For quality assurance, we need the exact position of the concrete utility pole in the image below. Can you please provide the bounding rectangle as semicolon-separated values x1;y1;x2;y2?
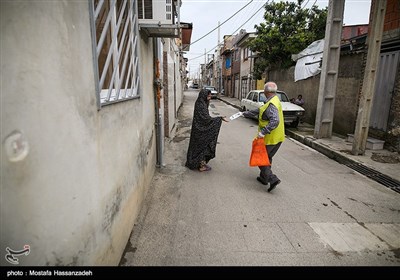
314;0;345;139
218;21;222;94
203;48;206;86
352;0;387;155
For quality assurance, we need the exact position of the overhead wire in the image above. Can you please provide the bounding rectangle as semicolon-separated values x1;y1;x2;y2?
244;1;266;32
187;0;369;67
189;0;254;47
223;0;254;35
227;0;257;35
188;4;269;61
301;0;310;9
188;1;268;62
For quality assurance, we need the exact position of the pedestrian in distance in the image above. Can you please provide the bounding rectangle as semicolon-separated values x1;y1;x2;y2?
293;94;305;123
185;89;229;172
294;94;304;107
242;81;285;192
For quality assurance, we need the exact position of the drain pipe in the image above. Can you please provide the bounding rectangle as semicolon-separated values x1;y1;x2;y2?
153;37;163;167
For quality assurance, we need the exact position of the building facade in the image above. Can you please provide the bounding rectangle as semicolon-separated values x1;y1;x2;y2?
1;0;186;265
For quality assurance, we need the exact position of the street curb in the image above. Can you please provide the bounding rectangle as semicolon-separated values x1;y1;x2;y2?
285;129;359;166
217;97;241;110
218;96;400;192
285;129;400;193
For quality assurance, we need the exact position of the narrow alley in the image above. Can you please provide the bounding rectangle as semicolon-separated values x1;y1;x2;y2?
120;90;400;266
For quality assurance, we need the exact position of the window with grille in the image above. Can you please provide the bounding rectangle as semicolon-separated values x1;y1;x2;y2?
166;0;172;20
90;0;141;107
243;47;250;60
138;0;152;19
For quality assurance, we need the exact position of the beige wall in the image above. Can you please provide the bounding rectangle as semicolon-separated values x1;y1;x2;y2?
164;39;183;137
1;1;156;265
240;56;251;78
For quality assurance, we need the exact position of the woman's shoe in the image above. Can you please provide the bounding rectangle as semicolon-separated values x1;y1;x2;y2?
199;165;212;172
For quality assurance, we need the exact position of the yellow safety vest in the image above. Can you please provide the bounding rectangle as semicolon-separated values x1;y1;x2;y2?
258;95;285;145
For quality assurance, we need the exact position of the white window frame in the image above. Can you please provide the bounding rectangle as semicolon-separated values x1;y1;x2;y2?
89;0;141;108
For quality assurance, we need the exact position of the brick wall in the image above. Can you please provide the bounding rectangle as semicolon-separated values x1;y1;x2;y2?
384;0;400;31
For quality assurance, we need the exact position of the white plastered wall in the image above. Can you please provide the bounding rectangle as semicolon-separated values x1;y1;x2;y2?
1;1;156;265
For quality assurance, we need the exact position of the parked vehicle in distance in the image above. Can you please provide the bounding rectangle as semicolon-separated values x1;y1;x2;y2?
192;83;199;89
240;90;305;128
203;86;218;99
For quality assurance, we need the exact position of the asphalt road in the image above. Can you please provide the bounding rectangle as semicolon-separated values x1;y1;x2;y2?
120;90;400;266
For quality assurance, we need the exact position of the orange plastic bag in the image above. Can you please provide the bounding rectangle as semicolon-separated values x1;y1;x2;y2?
249;138;270;167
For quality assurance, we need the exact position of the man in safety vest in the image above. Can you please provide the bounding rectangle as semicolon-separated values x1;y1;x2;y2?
243;81;285;192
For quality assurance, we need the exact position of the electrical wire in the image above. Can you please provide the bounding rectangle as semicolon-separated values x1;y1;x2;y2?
188;1;268;62
189;0;254;46
301;0;310;9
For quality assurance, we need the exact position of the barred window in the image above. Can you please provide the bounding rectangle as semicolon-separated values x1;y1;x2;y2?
243;47;249;60
90;0;141;107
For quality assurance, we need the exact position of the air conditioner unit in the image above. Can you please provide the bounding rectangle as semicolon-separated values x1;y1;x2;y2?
138;0;175;25
138;0;180;37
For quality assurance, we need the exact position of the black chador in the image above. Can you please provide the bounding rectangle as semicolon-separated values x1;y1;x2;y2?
185;89;223;170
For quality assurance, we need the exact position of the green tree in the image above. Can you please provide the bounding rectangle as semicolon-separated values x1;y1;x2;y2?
250;0;327;79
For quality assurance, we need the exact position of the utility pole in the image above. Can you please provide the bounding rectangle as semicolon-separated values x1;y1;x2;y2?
218;21;220;46
314;0;345;139
218;21;221;94
352;0;387;155
203;48;206;87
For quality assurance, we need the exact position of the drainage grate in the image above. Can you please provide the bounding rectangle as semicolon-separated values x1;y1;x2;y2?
344;163;400;194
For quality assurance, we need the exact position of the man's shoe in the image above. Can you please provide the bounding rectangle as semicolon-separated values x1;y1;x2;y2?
268;180;281;192
256;177;268;185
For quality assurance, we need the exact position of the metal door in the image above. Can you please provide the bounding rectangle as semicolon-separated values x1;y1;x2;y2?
227;78;232;97
370;51;400;131
234;75;240;99
241;78;248;100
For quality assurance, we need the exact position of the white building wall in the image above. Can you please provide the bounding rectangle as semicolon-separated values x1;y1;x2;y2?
174;46;183;113
240;56;251;79
168;43;176;131
164;38;183;136
1;1;156;265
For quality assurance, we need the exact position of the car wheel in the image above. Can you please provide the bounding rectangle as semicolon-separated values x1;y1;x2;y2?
291;118;299;128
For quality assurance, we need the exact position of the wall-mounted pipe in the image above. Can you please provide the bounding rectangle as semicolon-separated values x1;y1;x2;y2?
153;38;163;167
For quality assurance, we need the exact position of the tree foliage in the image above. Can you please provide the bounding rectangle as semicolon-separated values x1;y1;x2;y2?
249;0;327;79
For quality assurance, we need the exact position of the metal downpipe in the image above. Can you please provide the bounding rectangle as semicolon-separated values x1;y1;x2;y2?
153;38;163;167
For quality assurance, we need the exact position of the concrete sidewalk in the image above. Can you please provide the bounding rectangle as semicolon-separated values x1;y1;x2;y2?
218;95;400;194
120;90;400;267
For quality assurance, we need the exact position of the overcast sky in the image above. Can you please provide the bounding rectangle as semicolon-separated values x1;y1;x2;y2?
180;0;372;78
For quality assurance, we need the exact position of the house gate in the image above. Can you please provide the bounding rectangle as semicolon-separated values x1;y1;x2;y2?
234;74;240;99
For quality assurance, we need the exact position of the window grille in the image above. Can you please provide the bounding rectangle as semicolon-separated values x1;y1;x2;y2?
243;47;249;60
89;0;141;107
166;0;172;20
138;0;153;19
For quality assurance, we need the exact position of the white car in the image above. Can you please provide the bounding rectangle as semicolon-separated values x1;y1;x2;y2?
203;86;218;99
240;90;305;128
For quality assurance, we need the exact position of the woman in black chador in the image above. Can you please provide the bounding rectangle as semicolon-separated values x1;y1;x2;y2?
185;89;228;172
